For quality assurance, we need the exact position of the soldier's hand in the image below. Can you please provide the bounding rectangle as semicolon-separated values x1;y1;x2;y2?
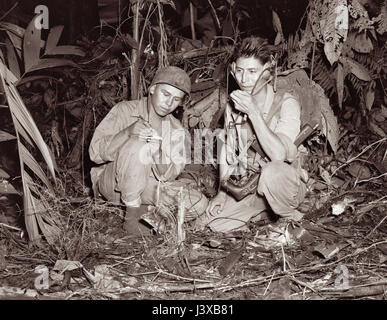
230;90;259;117
126;118;154;139
206;191;227;216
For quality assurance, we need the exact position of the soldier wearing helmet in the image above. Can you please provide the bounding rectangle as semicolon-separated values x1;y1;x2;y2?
89;66;208;236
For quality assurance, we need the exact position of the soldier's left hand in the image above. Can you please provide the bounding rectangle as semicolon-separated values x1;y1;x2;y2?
230;90;259;117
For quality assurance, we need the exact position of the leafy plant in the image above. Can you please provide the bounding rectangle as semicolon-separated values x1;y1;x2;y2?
295;0;386;112
0;60;58;244
0;15;85;82
0;14;86;244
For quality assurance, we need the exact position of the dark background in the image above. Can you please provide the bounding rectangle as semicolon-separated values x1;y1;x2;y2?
0;0;310;44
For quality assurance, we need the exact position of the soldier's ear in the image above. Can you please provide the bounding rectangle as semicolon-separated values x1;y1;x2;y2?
261;62;272;80
149;85;156;95
263;61;271;70
230;62;236;78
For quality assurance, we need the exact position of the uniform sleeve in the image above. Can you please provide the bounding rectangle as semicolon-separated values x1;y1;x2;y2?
273;94;301;163
89;101;138;164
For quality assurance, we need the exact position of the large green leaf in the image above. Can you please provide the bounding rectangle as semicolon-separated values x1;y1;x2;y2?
0;66;56;179
26;58;78;73
19;144;54;193
352;32;373;53
5;37;21;79
11;109;58;173
22;178;41;242
272;10;284;45
0;179;20;195
0;130;16;142
322;0;349;65
0;168;10;180
8;90;56;179
365;81;375;111
24;170;60;244
23;15;42;72
0;59;18;84
12;116;35;147
340;56;371;81
45;26;85;56
45;25;64;53
17;75;63;86
336;63;345;109
0;61;58;243
0;22;24;57
0;22;25;38
45;46;86;57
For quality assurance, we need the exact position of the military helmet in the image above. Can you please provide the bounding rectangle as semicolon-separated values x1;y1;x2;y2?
150;66;191;96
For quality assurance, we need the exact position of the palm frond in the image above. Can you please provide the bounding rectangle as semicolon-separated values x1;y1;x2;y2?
0;60;57;243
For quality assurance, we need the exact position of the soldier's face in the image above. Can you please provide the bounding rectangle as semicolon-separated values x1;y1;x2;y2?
149;83;185;117
231;56;268;94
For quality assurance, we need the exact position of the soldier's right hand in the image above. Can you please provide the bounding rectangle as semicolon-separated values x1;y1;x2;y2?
126;118;155;139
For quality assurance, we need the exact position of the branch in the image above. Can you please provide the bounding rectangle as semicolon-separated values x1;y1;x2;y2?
169;47;231;61
331;137;386;177
0;2;19;22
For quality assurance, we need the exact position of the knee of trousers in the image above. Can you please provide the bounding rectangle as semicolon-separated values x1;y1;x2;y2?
258;161;291;193
117;137;156;167
257;160;305;211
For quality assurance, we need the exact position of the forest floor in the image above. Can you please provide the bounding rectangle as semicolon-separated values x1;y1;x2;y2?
0;137;386;301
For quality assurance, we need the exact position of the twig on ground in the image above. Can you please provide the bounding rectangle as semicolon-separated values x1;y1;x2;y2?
331;137;386;177
356;173;387;185
0;223;22;232
281;244;286;272
155;268;217;283
263;271;275;296
320;281;387;298
289;275;320;295
365;214;387;238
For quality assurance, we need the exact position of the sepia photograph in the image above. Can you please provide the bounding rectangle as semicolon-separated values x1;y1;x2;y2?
0;0;386;307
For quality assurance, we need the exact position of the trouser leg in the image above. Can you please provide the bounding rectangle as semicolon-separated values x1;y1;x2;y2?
197;161;306;232
96;138;208;221
198;190;268;233
257;160;306;220
97;137;153;206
